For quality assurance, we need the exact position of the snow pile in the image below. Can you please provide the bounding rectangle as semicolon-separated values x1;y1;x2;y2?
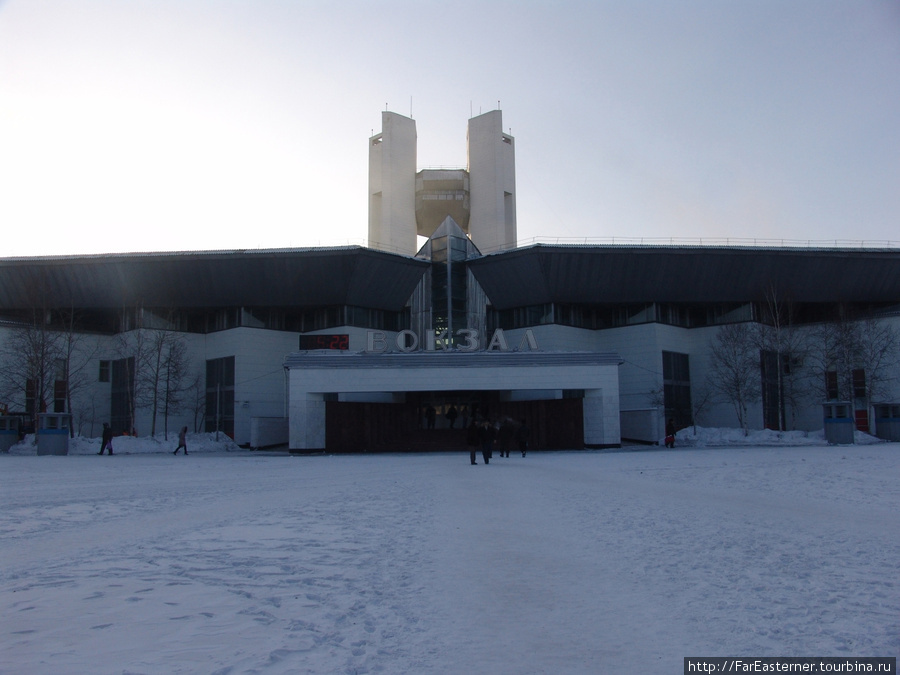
7;431;242;456
668;425;885;448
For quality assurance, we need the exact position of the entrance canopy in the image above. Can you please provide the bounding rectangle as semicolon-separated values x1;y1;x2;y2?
285;350;622;451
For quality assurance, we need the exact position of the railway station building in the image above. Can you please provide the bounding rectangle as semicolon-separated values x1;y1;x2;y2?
1;110;899;450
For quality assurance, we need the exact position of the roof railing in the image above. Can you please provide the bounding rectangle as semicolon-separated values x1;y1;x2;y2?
503;236;900;252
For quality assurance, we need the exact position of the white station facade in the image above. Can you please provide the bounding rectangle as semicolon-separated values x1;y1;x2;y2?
1;109;899;451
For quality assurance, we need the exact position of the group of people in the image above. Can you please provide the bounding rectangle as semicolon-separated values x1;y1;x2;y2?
96;424;189;455
466;417;529;465
425;404;467;430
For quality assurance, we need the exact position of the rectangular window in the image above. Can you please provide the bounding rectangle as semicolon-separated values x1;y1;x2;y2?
760;350;788;431
53;380;66;413
663;350;691;382
25;378;37;415
852;369;866;399
825;371;839;400
205;356;236;438
662;351;692;429
99;360;111;382
111;357;135;434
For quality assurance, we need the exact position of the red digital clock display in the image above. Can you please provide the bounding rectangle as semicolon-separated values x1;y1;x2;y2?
299;334;349;350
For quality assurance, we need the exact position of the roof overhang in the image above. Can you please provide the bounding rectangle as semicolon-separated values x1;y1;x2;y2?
0;247;429;311
467;245;900;309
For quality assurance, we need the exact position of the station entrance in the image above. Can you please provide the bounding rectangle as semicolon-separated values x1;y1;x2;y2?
286;350;622;452
325;391;584;453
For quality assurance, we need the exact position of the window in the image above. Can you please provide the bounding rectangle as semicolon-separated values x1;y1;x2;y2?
99;360;111;383
852;369;866;399
111;357;135;434
430;231;470;343
25;379;37;415
206;356;236;438
662;351;692;429
53;380;66;413
825;371;839;400
761;350;789;430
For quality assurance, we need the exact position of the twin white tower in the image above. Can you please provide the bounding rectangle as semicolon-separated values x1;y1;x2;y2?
367;109;517;256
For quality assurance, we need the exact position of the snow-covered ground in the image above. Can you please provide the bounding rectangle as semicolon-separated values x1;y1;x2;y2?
2;430;897;674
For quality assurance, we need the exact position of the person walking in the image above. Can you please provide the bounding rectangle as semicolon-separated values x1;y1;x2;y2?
466;419;479;464
446;405;459;429
516;418;529;457
173;426;188;455
477;420;495;465
98;423;114;455
497;418;514;457
665;418;676;449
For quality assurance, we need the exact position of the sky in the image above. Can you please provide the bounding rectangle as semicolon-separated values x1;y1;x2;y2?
1;0;898;258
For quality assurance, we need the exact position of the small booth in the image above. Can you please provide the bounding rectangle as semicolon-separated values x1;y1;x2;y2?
823;403;854;445
36;413;71;456
873;404;900;442
0;416;20;452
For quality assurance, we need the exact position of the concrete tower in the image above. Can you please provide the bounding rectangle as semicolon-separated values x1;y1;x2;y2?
367;109;517;256
368;112;417;254
467;110;517;253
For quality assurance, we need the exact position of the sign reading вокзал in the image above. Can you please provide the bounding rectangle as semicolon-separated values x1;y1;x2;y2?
365;328;538;353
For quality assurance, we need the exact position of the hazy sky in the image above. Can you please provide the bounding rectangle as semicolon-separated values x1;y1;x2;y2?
1;0;898;257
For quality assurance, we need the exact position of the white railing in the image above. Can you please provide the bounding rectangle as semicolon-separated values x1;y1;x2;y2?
288;236;899;257
505;236;900;251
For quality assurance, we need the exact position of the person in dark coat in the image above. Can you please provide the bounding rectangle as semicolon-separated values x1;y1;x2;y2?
446;405;459;429
466;420;479;464
497;418;514;457
426;406;436;429
98;423;114;455
516;419;529;457
173;426;188;455
665;418;676;448
477;420;495;464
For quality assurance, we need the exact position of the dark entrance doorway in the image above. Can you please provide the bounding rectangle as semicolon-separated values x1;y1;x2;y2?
325;392;583;453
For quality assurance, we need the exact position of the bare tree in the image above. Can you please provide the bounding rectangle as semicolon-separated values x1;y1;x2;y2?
114;325;152;435
688;382;714;433
58;307;100;438
855;317;899;410
648;380;710;435
805;320;841;402
132;325;192;439
0;309;64;429
804;311;899;433
159;333;189;439
144;329;171;437
646;385;665;410
707;323;761;435
184;370;206;433
807;314;864;401
754;286;807;430
0;323;27;412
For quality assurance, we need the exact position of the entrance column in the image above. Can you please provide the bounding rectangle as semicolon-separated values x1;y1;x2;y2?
583;388;620;448
289;392;326;451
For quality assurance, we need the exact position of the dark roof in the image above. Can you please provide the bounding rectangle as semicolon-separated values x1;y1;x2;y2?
3;244;898;315
467;245;900;309
0;247;429;311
